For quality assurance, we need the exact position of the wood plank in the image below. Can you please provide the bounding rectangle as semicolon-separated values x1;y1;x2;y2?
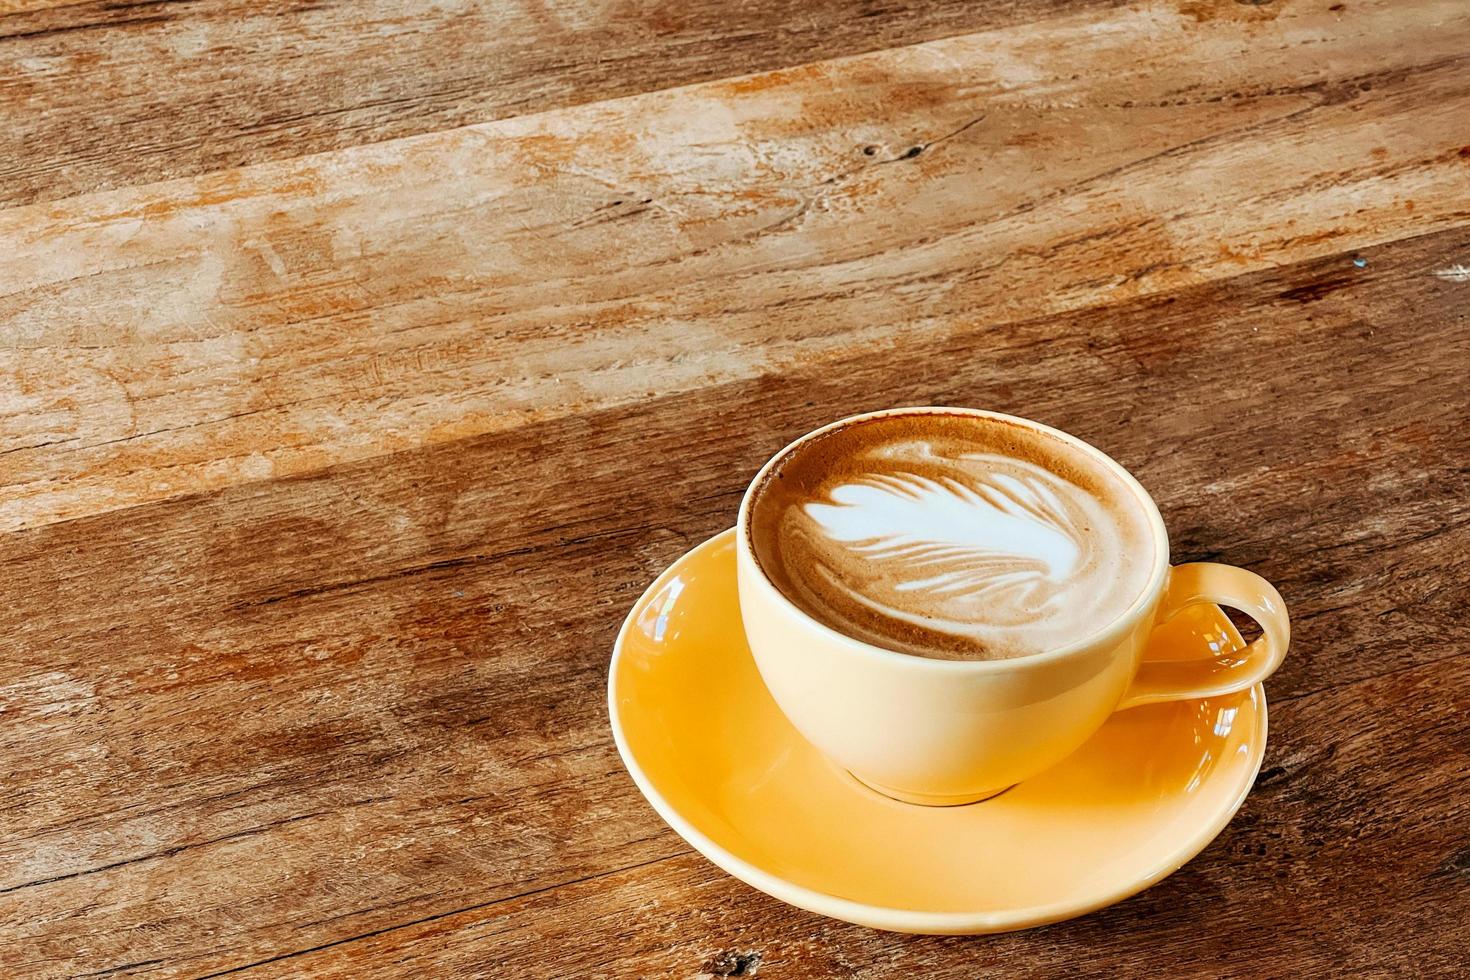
2;225;1466;977
0;0;1119;206
0;1;88;14
243;657;1470;978
3;0;1469;533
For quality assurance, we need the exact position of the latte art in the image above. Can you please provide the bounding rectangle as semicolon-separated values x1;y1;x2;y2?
748;414;1155;660
809;458;1090;608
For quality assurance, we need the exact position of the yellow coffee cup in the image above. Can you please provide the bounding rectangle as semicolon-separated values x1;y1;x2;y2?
735;407;1289;805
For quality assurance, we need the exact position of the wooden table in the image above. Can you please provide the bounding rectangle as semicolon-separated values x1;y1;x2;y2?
3;0;1468;975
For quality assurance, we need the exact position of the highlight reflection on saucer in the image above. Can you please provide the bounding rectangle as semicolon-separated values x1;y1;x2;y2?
609;530;1267;934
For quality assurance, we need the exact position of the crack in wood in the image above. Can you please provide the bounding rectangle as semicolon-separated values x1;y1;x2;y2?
0;13;169;43
0;797;391;897
189;850;692;978
69;958;166;978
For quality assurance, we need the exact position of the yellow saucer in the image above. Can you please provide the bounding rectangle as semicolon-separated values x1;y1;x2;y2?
609;530;1267;934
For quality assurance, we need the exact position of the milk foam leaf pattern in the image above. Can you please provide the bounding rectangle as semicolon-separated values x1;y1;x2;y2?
804;472;1084;607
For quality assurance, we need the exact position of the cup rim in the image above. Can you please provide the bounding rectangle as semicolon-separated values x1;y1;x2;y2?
735;406;1171;672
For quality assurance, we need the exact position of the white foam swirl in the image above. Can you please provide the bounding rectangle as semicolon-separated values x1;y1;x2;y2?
800;453;1116;645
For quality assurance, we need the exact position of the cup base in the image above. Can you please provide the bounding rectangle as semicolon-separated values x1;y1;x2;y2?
847;771;1016;807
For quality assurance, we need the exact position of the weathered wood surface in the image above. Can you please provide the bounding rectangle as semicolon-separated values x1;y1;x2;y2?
5;0;1469;533
0;0;1115;207
4;225;1468;977
2;0;1468;976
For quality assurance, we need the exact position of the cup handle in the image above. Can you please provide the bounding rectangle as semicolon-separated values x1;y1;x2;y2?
1118;562;1290;710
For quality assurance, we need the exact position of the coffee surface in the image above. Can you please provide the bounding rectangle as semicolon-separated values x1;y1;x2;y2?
747;413;1157;660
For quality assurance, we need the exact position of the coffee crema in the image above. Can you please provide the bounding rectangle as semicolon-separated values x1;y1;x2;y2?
746;413;1157;661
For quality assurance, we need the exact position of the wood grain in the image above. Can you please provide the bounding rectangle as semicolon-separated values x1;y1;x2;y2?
4;0;1468;534
3;225;1466;977
0;0;1118;206
6;0;1469;975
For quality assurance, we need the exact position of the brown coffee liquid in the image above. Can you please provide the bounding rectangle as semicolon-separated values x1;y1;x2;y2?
747;413;1157;660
